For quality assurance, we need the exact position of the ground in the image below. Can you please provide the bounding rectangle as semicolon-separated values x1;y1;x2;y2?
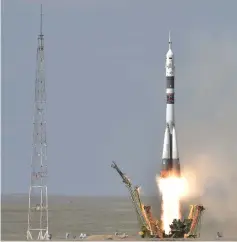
1;195;237;240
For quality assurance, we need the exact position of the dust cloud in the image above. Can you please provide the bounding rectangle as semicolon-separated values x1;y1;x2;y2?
177;31;237;238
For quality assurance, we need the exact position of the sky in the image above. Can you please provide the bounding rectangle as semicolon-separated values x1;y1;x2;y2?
2;0;237;197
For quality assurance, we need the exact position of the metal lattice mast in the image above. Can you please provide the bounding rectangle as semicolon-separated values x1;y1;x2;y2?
27;5;49;240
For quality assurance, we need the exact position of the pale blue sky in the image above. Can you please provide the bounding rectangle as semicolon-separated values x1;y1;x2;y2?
2;0;237;196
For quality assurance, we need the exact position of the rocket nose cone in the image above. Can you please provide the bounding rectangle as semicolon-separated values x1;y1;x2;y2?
166;49;173;58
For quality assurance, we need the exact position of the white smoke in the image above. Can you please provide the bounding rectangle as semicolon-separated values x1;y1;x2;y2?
176;31;237;237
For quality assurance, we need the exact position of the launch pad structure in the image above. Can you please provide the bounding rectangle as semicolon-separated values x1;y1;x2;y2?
26;5;50;240
111;161;205;239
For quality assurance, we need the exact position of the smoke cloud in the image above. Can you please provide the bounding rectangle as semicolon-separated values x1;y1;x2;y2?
176;31;237;238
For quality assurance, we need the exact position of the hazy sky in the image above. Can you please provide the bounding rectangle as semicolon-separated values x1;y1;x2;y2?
2;0;237;196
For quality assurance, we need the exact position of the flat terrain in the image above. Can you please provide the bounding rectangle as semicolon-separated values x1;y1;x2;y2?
1;195;237;240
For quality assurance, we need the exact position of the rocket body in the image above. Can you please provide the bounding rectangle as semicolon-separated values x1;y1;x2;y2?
160;33;181;178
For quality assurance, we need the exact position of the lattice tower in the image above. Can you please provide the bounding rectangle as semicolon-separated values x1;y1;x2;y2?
26;4;49;240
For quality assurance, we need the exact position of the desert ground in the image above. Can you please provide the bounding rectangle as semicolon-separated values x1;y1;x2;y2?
1;194;237;240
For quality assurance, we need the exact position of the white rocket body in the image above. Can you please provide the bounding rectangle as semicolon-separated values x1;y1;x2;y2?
161;33;181;178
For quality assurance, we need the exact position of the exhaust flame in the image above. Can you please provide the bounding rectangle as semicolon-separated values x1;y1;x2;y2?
156;175;188;234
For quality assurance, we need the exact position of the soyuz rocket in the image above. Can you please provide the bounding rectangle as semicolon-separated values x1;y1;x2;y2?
160;32;181;178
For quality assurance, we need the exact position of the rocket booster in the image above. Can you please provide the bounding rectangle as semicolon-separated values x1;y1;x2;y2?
160;32;181;178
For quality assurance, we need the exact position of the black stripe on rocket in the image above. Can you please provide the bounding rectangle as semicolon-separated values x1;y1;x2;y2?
166;76;174;88
166;76;174;104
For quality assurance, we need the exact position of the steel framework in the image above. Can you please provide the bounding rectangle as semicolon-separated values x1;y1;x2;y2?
26;5;49;240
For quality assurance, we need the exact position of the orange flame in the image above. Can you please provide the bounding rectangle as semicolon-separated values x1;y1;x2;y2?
156;175;188;234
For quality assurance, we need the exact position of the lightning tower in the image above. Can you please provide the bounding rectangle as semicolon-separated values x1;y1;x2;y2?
27;5;49;240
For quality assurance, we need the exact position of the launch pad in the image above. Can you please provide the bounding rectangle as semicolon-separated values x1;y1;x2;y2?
111;161;205;239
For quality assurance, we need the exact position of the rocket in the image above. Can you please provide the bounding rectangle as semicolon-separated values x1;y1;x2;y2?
160;32;181;178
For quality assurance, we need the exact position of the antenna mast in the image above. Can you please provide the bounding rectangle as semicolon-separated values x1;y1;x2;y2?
27;4;49;240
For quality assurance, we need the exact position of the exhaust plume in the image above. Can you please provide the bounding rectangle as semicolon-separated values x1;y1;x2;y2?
177;31;237;238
